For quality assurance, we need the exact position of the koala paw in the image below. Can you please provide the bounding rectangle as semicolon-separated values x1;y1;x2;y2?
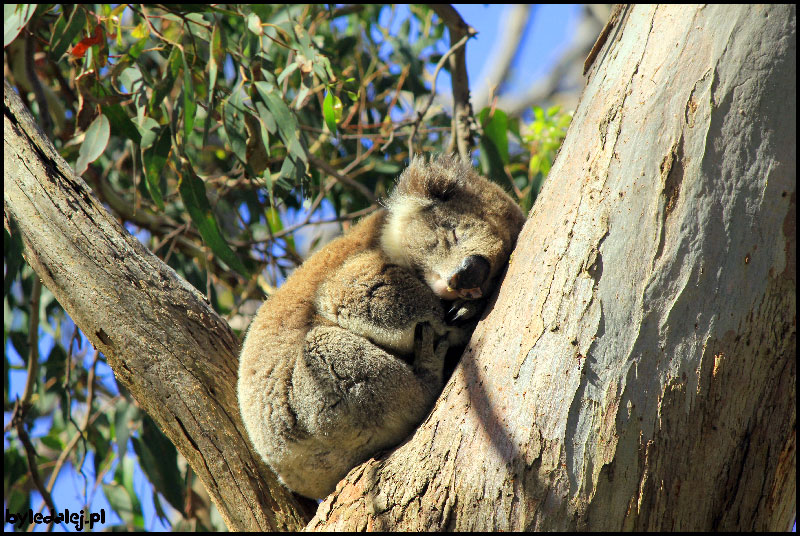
445;299;485;325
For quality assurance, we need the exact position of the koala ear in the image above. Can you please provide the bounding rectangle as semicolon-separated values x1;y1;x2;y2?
395;154;467;202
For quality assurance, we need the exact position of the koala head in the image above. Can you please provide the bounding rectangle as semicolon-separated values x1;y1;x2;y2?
381;154;526;300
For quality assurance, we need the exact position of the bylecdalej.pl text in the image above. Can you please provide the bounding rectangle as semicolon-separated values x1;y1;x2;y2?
6;508;106;531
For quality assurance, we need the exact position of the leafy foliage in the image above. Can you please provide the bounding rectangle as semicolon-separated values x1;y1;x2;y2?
3;3;569;531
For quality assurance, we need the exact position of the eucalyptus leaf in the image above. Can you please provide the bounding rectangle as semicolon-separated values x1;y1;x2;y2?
4;4;36;48
179;163;250;277
75;114;110;175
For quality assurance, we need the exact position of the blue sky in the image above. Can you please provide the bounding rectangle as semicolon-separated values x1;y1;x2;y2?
453;4;581;100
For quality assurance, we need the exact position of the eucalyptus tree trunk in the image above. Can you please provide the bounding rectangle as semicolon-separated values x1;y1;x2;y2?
307;4;796;531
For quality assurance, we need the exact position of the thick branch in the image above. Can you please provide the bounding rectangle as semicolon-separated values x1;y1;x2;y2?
3;81;312;531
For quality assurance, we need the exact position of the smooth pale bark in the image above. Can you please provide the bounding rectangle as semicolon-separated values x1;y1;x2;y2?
3;81;314;531
307;4;795;531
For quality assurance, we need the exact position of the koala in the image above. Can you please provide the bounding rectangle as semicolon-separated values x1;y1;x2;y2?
238;154;525;499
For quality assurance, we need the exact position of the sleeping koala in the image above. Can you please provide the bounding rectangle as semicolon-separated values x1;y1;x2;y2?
238;154;525;499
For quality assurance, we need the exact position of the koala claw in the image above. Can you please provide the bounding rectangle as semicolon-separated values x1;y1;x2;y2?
446;299;484;324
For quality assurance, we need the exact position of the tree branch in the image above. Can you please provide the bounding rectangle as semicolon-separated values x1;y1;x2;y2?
492;5;608;117
4;80;313;531
429;4;476;159
470;4;533;111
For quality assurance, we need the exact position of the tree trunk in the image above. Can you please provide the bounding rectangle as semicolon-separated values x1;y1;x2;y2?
4;3;795;532
3;81;315;531
307;4;796;531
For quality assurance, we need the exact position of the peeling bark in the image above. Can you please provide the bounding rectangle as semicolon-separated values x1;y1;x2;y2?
308;5;795;531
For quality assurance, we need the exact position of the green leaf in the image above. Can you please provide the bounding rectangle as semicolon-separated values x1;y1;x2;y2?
181;51;197;140
4;225;24;297
254;81;300;148
254;100;276;139
116;454;145;528
208;21;225;105
149;47;179;116
137;116;161;150
247;13;262;35
529;153;542;177
276;62;299;86
88;424;112;476
223;94;248;164
39;431;65;451
179;163;250;277
113;399;138;460
142;126;171;211
126;37;147;60
9;331;30;366
6;488;29;519
4;447;28;491
479;107;509;164
152;492;169;524
49;6;86;58
527;171;546;209
132;415;184;513
75;114;110;175
4;4;36;48
254;81;309;180
322;90;341;134
100;102;141;145
103;480;135;525
44;344;67;386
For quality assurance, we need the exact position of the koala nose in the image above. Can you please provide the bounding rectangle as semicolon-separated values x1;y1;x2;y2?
447;255;490;297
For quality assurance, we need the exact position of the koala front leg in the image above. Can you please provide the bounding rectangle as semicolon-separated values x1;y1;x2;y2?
293;326;443;439
316;250;450;355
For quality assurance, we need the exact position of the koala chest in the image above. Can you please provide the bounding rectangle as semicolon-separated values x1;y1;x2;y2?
314;249;445;355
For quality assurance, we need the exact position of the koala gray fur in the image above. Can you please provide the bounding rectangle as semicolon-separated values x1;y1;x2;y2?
238;154;526;499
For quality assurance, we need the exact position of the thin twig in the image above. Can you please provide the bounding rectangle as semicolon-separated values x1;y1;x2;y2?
429;5;477;159
261;204;379;241
407;31;472;155
10;276;62;526
17;424;60;520
308;154;377;203
21;278;42;406
45;351;99;495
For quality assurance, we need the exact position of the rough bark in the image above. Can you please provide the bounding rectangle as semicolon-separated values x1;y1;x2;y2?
307;4;795;531
3;81;314;531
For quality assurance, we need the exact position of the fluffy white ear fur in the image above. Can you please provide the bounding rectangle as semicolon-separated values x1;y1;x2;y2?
380;195;424;268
